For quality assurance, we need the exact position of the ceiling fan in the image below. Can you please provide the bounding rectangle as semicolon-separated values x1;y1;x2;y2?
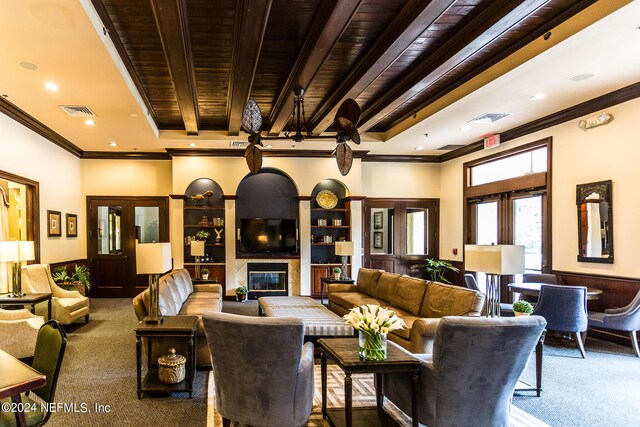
240;89;362;176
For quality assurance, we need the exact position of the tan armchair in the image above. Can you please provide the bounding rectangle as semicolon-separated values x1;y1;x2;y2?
0;308;45;358
22;264;90;325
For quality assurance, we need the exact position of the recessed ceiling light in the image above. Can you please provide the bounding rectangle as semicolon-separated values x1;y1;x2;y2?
188;143;197;147
530;93;547;100
460;125;472;131
44;82;59;91
265;144;273;148
130;114;138;118
414;146;424;150
19;61;38;70
570;73;594;82
84;119;96;126
109;142;118;147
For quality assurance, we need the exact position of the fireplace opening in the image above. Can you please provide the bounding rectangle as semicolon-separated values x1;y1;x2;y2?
247;263;288;299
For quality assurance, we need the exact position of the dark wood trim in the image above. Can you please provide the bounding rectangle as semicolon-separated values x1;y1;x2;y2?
552;270;640;285
465;172;546;199
309;0;456;135
227;0;272;136
81;151;172;160
297;196;312;201
169;194;188;200
462;139;550;169
267;0;362;136
89;0;158;125
387;0;598;131
442;82;640;163
150;0;200;135
0;97;83;157
0;170;40;263
222;195;238;200
165;148;369;158
362;154;440;163
344;196;366;201
359;0;548;132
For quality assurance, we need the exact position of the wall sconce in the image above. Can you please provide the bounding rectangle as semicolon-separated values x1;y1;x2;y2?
578;112;613;130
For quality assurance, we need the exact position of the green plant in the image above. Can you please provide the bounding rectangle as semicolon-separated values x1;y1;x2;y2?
200;268;210;275
333;267;341;274
52;265;91;291
512;300;534;314
195;230;210;241
235;285;248;295
412;258;459;284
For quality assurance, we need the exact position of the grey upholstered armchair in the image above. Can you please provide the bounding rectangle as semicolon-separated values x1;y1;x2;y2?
588;290;640;357
203;312;314;427
532;284;588;358
383;316;546;427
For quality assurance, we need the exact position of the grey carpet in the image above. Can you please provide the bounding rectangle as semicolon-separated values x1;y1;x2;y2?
47;299;207;427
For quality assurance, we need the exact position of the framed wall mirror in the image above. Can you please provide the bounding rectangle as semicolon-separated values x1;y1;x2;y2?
577;180;613;263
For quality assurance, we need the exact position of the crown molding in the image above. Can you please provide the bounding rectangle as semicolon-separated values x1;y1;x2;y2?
166;148;369;158
81;151;171;160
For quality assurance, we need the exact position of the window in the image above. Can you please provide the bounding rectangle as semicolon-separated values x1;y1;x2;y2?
470;147;547;186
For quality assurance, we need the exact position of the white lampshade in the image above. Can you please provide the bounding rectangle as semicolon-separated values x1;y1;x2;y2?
335;241;354;256
190;240;205;257
136;242;172;274
464;244;524;275
0;241;35;262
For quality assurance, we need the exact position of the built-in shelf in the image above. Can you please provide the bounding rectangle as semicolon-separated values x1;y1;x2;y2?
184;206;225;210
311;225;350;229
311;208;348;212
312;243;337;246
184;225;224;228
183;243;224;247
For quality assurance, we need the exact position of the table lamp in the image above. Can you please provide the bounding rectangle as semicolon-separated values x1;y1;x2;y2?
136;242;172;324
190;240;205;279
334;241;354;280
464;244;524;317
0;241;35;297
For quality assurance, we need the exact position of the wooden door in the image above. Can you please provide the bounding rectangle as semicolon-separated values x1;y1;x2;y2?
364;198;439;275
87;197;168;298
311;265;331;297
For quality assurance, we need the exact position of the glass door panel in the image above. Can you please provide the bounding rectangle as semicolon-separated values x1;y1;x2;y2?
406;208;427;255
134;206;160;243
97;206;122;255
475;201;498;293
513;195;543;279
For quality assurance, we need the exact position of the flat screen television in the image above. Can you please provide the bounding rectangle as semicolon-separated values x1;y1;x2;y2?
239;218;298;254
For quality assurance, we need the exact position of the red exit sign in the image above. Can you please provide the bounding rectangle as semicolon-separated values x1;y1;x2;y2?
484;134;501;149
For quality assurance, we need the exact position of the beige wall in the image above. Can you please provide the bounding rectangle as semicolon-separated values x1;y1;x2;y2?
362;162;440;198
81;159;172;197
439;97;640;278
0;114;83;267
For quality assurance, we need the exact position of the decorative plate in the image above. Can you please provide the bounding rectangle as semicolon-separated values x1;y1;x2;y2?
316;190;338;209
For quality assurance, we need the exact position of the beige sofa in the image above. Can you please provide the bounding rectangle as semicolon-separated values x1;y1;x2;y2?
133;268;222;366
328;268;485;353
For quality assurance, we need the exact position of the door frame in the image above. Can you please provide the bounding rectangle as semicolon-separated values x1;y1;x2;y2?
86;196;169;298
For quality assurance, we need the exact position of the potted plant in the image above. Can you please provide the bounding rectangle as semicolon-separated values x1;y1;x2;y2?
235;285;248;302
195;230;210;241
52;265;91;296
411;258;459;284
333;267;341;280
200;268;210;280
512;300;534;316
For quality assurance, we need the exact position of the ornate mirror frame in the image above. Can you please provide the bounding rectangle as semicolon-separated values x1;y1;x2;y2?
577;179;613;264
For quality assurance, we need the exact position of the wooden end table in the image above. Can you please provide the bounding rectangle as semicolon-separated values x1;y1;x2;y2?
0;293;52;320
0;349;46;427
134;316;197;399
318;338;421;427
320;277;355;305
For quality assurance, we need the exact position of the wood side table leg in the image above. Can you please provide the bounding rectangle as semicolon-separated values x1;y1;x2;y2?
136;335;142;399
189;332;195;398
411;369;420;427
321;349;327;419
48;298;52;321
345;372;353;427
376;372;383;408
536;331;546;397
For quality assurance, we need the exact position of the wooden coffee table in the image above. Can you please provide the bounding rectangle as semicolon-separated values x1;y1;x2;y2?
0;293;52;320
318;338;421;427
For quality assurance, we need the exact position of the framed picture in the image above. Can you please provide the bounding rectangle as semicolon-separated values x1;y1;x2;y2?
373;211;383;229
66;213;78;237
47;210;62;237
373;231;383;249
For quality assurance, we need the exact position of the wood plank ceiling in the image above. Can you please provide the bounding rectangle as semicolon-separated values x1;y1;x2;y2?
93;0;596;138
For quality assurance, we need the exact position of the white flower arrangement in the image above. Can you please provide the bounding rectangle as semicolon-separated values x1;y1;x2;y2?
343;304;406;335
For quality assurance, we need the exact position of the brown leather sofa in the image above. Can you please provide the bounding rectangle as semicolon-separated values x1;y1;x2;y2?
327;268;485;353
133;268;222;366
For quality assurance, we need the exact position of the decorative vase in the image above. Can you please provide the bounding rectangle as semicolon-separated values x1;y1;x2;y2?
358;330;387;361
334;273;340;280
201;273;209;280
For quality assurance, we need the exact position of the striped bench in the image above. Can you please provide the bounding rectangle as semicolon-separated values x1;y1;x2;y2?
258;296;354;338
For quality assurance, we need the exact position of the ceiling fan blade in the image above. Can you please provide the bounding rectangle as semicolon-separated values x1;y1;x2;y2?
245;144;263;174
244;142;254;158
336;98;361;125
335;117;361;144
335;142;353;176
241;100;263;134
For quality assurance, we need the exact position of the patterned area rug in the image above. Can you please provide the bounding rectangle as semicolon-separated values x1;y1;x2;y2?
206;365;549;427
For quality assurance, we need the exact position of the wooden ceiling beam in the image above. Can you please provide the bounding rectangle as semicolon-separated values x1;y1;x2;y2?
308;0;456;136
150;0;200;135
267;0;362;137
227;0;273;136
357;0;550;133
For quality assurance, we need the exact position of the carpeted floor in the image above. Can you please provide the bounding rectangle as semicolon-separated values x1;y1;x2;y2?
41;299;640;426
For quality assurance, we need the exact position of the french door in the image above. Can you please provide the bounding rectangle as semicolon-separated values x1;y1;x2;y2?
364;198;439;276
87;197;169;298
